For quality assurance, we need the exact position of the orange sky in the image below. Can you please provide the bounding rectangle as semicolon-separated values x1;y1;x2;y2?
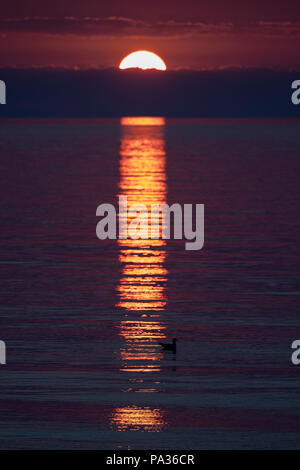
1;1;300;70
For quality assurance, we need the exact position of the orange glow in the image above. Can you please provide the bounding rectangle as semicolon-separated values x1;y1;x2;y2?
119;320;166;372
110;406;166;432
119;51;167;71
110;118;169;433
115;116;168;376
121;117;165;126
117;116;167;312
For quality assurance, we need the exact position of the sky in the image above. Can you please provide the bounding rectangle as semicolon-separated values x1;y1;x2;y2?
1;0;300;70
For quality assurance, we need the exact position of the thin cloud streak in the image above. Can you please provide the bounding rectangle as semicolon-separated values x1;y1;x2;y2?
1;17;300;38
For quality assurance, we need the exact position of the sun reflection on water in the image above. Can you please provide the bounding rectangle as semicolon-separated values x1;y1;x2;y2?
119;320;166;372
117;117;168;312
111;117;168;433
110;405;166;433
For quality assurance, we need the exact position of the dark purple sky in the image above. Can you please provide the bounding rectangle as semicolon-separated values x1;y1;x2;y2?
1;0;300;69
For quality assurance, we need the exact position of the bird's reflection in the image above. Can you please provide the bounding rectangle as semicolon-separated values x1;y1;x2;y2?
112;117;168;432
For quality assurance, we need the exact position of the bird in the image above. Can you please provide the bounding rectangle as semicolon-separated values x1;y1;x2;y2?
159;338;177;353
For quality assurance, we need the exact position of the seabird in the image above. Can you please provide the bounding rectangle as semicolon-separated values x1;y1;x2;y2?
159;338;177;353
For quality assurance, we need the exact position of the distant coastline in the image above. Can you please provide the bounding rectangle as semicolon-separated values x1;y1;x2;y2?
0;68;299;118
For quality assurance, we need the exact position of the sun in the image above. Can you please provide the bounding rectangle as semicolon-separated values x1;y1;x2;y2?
119;51;167;71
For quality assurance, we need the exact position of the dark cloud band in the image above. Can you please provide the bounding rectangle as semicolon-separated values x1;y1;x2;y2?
1;17;300;37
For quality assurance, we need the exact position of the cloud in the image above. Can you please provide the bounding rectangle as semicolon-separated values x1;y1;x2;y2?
1;16;300;38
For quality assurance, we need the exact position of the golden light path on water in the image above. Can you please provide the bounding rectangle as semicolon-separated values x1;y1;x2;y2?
110;117;168;433
117;116;167;314
110;406;166;433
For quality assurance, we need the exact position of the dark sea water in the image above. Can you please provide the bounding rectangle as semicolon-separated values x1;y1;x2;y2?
0;117;300;449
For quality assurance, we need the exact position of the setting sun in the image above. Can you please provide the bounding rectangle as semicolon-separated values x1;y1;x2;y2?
119;51;167;71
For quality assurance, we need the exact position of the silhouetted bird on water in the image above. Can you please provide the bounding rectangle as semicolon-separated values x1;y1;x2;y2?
159;338;177;353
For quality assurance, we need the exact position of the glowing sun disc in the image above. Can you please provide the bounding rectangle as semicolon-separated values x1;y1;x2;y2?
119;51;167;71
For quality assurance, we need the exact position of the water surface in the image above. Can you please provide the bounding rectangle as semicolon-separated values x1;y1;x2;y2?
0;118;300;449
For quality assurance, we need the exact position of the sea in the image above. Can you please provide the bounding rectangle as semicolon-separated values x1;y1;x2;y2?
0;117;300;449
